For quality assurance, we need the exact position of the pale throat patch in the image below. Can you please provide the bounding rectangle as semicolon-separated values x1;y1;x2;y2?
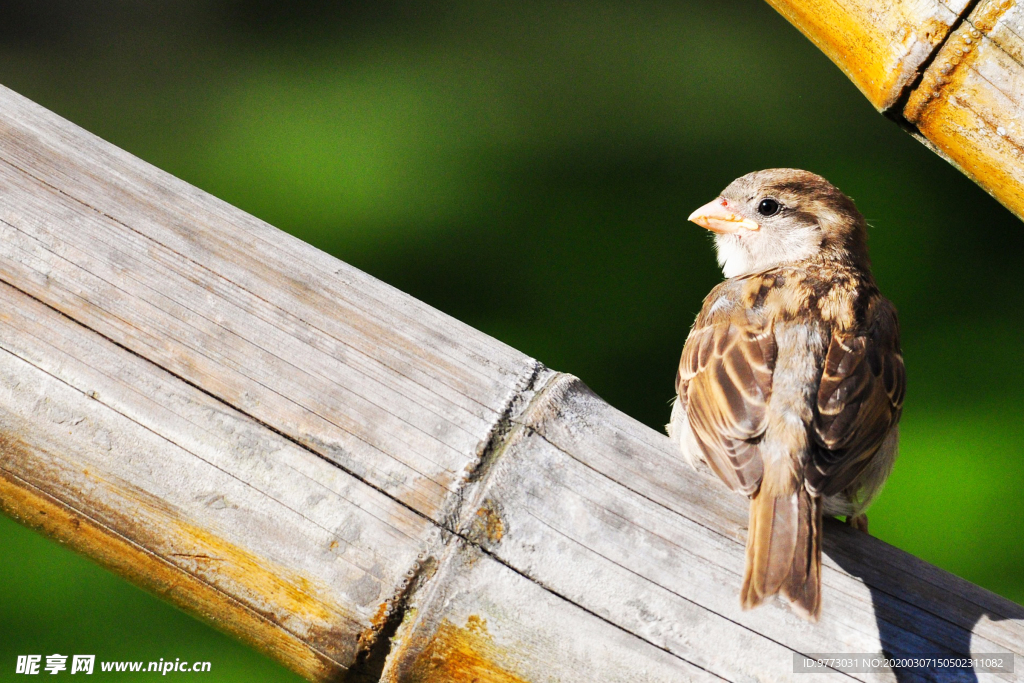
714;234;752;278
714;226;822;278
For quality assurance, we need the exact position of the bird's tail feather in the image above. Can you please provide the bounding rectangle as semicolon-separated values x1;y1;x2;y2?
740;485;822;621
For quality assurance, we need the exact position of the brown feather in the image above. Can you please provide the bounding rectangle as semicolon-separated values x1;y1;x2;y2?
678;315;774;496
741;485;821;621
674;169;904;622
809;296;905;498
782;487;822;621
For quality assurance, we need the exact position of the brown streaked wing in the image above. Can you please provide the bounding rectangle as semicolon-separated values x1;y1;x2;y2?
809;297;905;496
678;318;776;496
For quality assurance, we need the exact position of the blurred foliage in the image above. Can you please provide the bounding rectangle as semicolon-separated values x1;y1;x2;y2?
0;0;1021;679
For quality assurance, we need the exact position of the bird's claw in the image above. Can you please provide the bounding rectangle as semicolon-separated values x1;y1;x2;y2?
847;514;869;534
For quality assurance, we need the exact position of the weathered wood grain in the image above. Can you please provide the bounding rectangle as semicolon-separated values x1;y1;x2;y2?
0;277;440;679
0;84;539;521
0;82;1021;683
381;541;724;683
764;0;1024;223
0;80;535;678
408;375;1022;683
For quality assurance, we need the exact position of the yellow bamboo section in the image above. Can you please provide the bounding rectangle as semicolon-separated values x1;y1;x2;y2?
763;0;971;110
766;0;1024;221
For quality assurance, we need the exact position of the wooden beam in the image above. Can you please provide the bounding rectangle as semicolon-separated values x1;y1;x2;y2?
904;0;1024;221
764;0;1024;223
0;84;1021;682
762;0;972;111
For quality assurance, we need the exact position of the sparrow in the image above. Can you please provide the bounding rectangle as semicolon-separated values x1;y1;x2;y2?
667;169;905;621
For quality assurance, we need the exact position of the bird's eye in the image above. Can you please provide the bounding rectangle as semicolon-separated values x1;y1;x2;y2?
757;198;781;216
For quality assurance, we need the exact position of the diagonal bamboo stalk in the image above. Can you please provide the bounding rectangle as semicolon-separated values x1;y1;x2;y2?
764;0;1024;222
0;81;1021;682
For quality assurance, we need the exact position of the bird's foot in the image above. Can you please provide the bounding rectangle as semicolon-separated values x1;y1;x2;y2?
846;514;869;534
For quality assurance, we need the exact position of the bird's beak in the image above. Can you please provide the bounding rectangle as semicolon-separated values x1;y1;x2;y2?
688;198;760;234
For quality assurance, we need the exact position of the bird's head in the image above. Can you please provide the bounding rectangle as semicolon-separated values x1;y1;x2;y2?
688;168;869;278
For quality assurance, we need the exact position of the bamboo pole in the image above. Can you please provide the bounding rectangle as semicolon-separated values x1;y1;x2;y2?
764;0;1024;222
0;83;1021;682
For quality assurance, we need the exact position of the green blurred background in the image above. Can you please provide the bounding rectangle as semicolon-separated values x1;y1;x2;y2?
0;0;1021;679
